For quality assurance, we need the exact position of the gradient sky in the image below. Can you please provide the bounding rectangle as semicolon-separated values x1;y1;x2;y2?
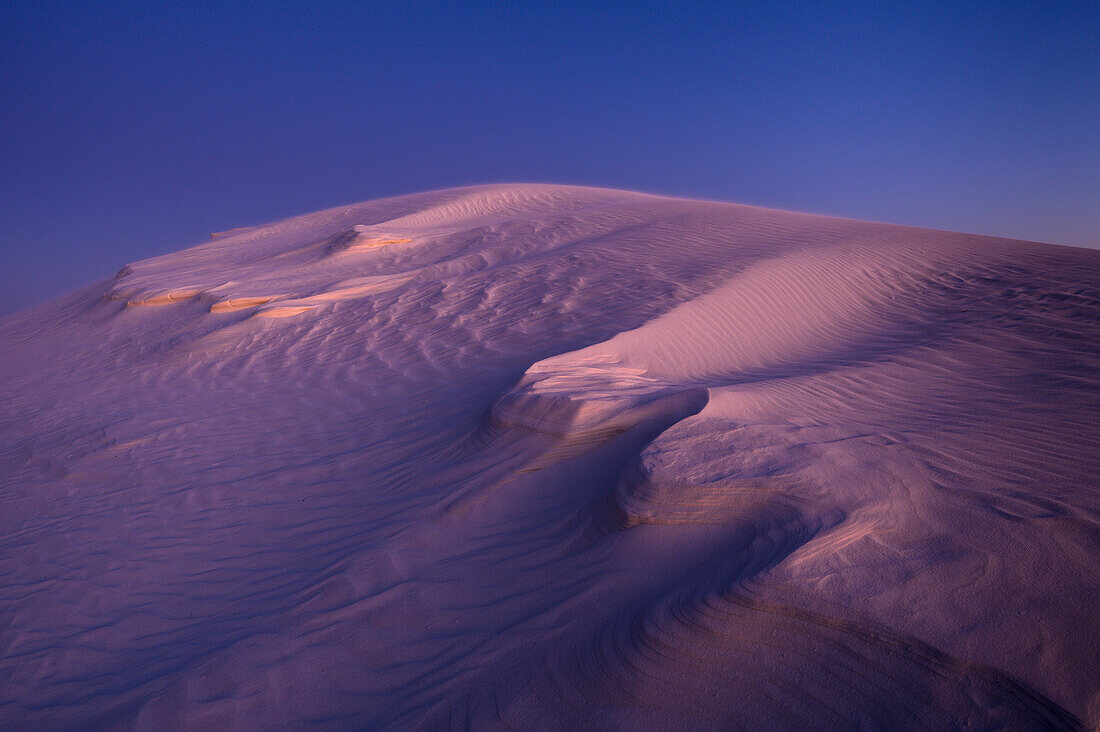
2;1;1098;315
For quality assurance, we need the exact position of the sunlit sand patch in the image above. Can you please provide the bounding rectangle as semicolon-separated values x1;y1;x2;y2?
271;229;416;262
125;289;203;307
254;305;315;318
342;237;412;253
209;296;278;313
246;277;413;319
322;226;415;257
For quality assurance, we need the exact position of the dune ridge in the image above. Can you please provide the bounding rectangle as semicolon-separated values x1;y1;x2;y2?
0;184;1096;729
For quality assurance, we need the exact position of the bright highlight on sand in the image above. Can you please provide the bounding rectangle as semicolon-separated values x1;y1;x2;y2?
0;184;1096;728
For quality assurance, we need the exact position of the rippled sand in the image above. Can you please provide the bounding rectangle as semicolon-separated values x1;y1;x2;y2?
1;184;1096;729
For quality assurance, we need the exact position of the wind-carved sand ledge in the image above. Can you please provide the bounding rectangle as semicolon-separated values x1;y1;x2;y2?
0;184;1097;729
104;227;420;319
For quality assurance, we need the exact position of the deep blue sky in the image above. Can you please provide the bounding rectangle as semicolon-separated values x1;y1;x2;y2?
2;1;1098;315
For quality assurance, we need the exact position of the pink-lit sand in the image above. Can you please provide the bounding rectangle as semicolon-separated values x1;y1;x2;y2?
1;185;1097;728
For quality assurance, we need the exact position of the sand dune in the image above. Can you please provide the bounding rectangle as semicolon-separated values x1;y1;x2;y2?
0;184;1096;729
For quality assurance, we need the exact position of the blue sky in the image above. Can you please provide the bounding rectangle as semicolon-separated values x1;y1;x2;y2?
2;0;1097;314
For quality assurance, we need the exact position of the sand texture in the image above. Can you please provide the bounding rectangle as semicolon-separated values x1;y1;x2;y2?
0;184;1097;729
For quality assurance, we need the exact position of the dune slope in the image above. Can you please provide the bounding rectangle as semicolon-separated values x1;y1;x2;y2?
0;184;1097;729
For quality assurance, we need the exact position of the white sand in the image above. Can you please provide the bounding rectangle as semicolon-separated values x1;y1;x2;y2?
0;184;1096;729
